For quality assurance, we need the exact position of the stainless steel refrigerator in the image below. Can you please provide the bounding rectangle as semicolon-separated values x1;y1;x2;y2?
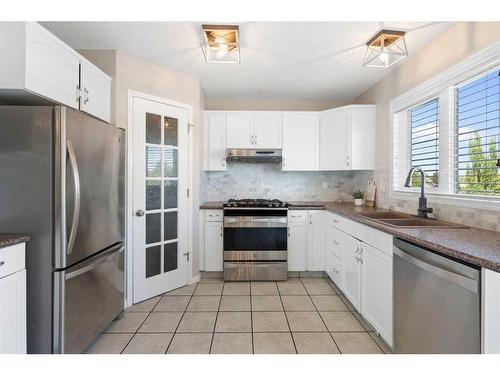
0;106;125;353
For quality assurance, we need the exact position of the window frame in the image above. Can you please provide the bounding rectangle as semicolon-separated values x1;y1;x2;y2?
389;41;500;211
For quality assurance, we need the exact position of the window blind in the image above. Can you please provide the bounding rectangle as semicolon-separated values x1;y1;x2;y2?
410;98;440;188
456;68;500;196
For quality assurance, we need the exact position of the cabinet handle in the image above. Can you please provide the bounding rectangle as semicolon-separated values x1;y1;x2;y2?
222;159;226;168
0;261;5;267
75;84;81;102
333;219;339;224
254;134;258;145
84;88;89;104
333;240;339;245
346;155;350;167
282;157;285;168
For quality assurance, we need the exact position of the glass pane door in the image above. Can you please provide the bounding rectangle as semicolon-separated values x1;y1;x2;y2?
144;113;179;279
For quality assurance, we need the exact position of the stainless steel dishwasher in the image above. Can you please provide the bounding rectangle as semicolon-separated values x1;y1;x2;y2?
393;238;480;353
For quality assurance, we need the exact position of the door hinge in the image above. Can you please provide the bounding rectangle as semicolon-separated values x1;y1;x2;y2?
187;188;190;198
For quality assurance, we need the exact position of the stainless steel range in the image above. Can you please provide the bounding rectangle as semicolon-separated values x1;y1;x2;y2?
223;199;288;281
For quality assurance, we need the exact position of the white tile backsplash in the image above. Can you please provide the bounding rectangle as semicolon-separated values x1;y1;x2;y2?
201;164;372;202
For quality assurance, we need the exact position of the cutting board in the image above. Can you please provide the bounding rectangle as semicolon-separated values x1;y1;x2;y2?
366;177;376;207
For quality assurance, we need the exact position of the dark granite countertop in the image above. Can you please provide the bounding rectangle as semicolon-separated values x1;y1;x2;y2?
199;201;225;210
322;202;500;273
199;200;500;271
0;234;31;249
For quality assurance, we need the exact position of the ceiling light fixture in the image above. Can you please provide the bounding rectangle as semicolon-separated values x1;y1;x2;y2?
202;24;240;64
363;29;408;68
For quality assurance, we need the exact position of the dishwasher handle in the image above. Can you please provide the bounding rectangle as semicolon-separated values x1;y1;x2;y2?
394;245;479;293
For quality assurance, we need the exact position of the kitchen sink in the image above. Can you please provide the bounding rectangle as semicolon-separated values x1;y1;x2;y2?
359;211;411;219
376;218;468;228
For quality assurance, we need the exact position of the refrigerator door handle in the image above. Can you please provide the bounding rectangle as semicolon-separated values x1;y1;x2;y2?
66;139;80;255
65;243;124;280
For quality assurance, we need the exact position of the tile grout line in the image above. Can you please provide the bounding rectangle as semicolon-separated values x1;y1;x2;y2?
164;282;200;354
208;281;225;354
120;292;166;354
250;282;254;354
277;281;298;354
325;276;385;354
302;276;343;354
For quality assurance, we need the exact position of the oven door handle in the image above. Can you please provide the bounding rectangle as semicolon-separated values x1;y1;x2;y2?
224;216;287;228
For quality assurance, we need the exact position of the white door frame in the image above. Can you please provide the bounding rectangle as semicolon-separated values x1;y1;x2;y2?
125;90;195;308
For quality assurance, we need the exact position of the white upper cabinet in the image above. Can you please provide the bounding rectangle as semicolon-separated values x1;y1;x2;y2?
226;113;254;148
253;113;282;149
282;112;319;171
320;108;351;170
204;112;227;171
0;22;112;123
226;112;283;149
319;105;376;170
80;58;112;123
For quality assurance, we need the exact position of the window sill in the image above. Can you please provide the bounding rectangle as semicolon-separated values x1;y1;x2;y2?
391;190;500;212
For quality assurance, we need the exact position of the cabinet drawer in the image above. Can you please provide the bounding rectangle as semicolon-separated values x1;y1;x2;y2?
0;243;26;279
326;225;346;260
205;210;223;222
327;212;353;233
288;210;307;222
326;250;343;289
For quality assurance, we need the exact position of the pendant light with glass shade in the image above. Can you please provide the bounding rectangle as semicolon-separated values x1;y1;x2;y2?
363;29;408;68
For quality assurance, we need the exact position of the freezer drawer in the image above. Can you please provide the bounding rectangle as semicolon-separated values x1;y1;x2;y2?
54;243;124;354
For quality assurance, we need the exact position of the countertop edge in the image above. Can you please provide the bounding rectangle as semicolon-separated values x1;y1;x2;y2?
0;234;32;249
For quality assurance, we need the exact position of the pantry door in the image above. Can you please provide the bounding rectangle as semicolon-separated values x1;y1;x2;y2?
132;97;189;303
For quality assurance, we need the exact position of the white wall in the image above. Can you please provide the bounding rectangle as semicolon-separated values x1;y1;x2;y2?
80;49;204;278
354;22;500;231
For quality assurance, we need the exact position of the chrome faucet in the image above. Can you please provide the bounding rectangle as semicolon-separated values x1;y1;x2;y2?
404;166;433;218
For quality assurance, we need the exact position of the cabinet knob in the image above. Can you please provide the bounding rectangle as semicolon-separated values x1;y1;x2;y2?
0;261;5;267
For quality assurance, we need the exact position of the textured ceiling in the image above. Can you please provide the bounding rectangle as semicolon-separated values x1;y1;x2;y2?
41;22;454;101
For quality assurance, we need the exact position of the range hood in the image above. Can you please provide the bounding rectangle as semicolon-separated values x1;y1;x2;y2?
226;149;282;163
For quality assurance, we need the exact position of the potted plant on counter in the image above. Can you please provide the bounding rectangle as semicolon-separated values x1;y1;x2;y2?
351;190;364;206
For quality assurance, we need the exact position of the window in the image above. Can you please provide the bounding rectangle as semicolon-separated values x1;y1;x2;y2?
456;69;500;196
410;98;439;188
391;43;500;205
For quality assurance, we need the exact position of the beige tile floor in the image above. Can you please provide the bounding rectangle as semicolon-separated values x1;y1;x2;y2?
86;276;392;354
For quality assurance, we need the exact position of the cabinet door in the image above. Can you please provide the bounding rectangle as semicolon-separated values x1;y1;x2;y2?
0;270;26;354
319;109;351;170
342;235;362;310
254;113;282;148
282;113;319;171
350;107;376;170
204;113;227;171
24;22;80;109
204;221;223;271
361;243;393;346
288;221;307;271
80;59;112;123
307;210;325;271
226;113;254;148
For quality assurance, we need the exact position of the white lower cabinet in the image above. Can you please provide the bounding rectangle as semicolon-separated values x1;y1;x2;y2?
203;212;224;272
325;211;393;347
307;210;325;271
287;212;307;271
342;236;362;311
361;243;393;347
0;243;27;354
287;210;324;272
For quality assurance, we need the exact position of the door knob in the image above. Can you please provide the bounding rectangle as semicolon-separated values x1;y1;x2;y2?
135;209;145;217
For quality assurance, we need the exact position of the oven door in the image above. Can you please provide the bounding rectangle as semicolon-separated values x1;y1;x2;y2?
223;209;287;261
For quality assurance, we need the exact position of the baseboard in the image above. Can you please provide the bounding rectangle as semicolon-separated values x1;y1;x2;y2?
190;275;201;284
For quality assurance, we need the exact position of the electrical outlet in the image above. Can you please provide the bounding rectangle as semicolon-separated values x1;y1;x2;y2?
322;181;328;189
